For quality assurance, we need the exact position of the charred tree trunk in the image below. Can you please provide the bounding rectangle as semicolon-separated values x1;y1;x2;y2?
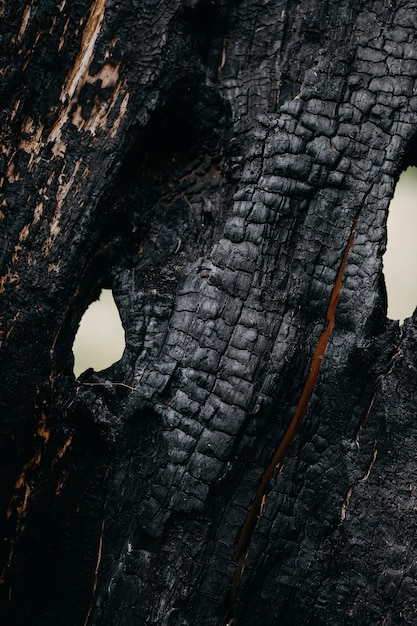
1;1;417;624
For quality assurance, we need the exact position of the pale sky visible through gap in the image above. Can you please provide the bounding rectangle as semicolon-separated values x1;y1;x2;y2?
73;289;125;377
384;166;417;323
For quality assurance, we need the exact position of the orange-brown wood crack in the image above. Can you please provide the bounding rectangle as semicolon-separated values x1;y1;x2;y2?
1;399;51;589
6;402;51;521
83;466;111;626
223;213;360;625
83;517;105;626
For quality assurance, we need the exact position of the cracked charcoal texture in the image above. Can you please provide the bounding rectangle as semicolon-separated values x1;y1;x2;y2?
2;1;417;625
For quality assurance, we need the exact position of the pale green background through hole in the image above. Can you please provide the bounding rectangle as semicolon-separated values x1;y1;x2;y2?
383;166;417;323
73;289;125;377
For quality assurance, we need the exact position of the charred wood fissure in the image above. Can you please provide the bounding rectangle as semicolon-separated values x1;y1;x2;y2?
2;1;417;626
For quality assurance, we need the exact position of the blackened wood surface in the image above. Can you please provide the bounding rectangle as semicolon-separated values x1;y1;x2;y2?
1;1;417;625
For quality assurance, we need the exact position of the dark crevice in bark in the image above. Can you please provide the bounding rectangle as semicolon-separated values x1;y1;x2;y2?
401;132;417;169
178;0;228;77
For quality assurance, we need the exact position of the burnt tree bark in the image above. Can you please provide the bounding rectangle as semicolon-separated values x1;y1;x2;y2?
1;1;417;624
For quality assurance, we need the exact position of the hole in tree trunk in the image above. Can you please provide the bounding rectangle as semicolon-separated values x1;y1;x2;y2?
383;166;417;323
72;289;125;377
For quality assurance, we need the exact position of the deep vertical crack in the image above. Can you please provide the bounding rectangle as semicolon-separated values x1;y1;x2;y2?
340;447;378;522
83;465;111;626
223;212;360;625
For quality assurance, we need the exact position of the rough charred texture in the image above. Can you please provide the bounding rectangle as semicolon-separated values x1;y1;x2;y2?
2;1;417;624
